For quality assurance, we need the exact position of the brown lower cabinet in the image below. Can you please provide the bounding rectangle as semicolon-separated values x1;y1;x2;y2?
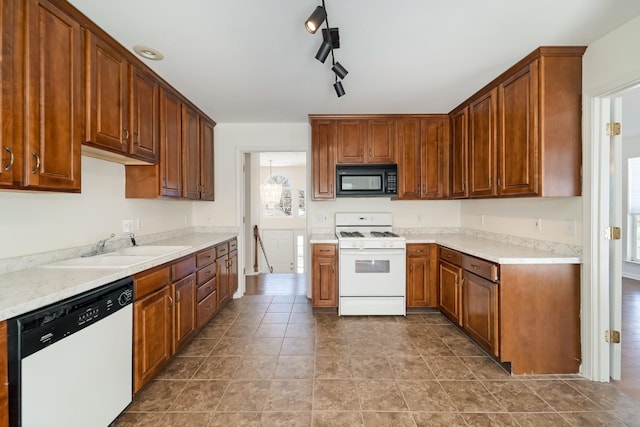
438;245;580;374
312;244;338;308
406;244;438;307
0;321;7;427
133;239;236;393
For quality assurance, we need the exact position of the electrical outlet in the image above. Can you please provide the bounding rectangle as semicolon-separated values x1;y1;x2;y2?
480;214;485;226
565;219;577;236
121;219;134;233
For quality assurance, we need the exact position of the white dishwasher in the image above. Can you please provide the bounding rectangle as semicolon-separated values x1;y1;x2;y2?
7;277;134;427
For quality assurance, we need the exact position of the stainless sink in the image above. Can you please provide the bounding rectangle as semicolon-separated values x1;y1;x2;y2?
43;254;155;269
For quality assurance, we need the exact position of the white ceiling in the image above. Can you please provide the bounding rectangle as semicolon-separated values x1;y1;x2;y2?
68;0;640;124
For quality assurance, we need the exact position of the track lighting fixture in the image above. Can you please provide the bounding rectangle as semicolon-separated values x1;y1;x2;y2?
305;0;348;98
315;40;332;63
305;6;326;34
332;62;348;79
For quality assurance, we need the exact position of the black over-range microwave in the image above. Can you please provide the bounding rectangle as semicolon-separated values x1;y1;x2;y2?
336;164;397;197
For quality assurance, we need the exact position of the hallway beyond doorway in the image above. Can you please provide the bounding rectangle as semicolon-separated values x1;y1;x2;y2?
613;278;640;401
246;273;307;296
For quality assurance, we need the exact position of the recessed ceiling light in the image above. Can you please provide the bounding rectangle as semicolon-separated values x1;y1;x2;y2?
133;45;164;61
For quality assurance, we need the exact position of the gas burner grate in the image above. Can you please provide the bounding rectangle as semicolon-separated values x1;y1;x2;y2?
340;231;365;238
370;231;400;238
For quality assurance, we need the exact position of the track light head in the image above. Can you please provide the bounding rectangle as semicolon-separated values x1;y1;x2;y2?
334;81;346;97
305;6;327;34
315;40;332;63
332;62;348;79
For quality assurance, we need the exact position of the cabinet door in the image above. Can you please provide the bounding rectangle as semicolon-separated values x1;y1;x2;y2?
312;257;337;307
438;260;462;326
336;119;365;163
86;32;129;154
462;271;499;357
311;119;336;200
396;118;421;199
159;87;182;197
229;249;238;295
182;104;200;199
217;254;230;307
468;88;498;197
421;118;446;199
23;0;82;191
133;286;172;393
0;0;17;188
200;117;216;201
499;62;539;196
172;273;196;353
407;244;437;307
0;321;7;427
450;108;468;198
131;66;158;163
366;118;395;163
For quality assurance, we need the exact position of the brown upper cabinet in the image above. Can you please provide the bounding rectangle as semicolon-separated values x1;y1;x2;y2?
450;107;469;199
468;88;498;198
449;46;586;198
182;106;215;201
396;116;448;200
0;0;83;192
84;29;159;164
1;0;214;195
336;118;395;164
310;118;337;200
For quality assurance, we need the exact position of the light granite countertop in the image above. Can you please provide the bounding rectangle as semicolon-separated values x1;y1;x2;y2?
309;232;581;265
0;232;236;322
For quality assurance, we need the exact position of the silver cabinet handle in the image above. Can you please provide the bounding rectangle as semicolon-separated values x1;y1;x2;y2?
123;128;130;142
360;148;363;157
4;147;14;171
31;152;40;174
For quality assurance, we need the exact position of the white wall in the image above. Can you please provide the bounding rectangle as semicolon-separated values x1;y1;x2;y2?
460;197;583;246
0;156;194;259
622;135;640;279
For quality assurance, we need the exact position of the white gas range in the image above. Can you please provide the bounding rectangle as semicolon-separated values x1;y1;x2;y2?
335;213;406;316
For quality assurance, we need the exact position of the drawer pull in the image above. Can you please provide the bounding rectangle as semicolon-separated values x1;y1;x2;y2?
471;264;481;270
4;147;14;171
207;287;213;292
415;250;423;253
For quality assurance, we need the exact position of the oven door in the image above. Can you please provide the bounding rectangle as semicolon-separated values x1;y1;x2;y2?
339;248;406;296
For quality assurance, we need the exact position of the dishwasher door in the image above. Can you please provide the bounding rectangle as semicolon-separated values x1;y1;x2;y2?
8;278;133;427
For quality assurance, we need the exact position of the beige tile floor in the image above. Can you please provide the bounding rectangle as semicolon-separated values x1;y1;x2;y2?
114;293;640;427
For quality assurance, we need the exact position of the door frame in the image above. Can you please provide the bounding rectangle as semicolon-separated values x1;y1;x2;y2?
234;146;311;298
584;79;640;382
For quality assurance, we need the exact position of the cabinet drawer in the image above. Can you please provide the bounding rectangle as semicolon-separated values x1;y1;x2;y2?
172;256;196;281
440;247;462;266
216;243;229;258
229;239;238;252
197;290;217;328
134;266;171;299
461;254;499;282
196;248;216;268
407;244;430;257
313;244;336;257
197;278;216;302
197;262;216;285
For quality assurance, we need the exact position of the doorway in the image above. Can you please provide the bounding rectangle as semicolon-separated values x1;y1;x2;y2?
242;151;309;296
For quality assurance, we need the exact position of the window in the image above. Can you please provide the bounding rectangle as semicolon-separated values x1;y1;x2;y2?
263;173;291;217
298;189;306;217
628;157;640;261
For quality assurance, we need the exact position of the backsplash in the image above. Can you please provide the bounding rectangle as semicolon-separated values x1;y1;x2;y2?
0;226;239;275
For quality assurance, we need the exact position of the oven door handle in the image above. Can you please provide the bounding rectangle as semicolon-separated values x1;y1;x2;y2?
340;248;405;257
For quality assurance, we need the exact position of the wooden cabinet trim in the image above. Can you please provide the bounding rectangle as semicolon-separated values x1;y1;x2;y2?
171;255;196;281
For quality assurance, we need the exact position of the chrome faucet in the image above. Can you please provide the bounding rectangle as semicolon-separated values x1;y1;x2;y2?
96;233;116;254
